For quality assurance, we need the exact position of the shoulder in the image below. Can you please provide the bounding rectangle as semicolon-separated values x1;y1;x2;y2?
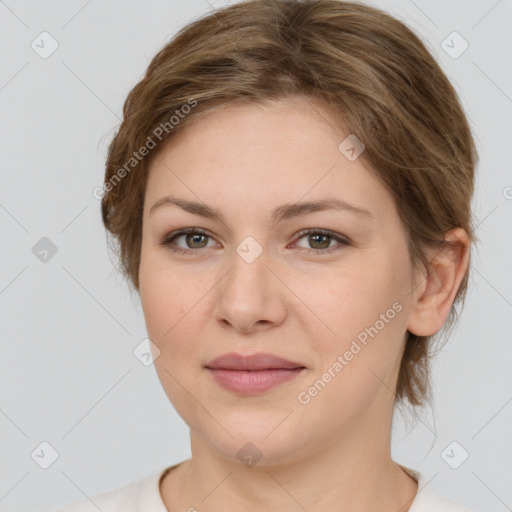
52;467;167;512
417;487;476;512
400;465;477;512
52;480;140;512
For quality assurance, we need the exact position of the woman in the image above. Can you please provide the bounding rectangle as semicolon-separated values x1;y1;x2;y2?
56;0;478;510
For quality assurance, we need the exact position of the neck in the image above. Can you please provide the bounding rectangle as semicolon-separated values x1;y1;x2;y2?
160;402;418;511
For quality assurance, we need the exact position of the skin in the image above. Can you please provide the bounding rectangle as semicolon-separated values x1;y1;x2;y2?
138;95;470;511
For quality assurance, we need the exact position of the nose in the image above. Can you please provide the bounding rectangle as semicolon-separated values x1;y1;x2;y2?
213;243;288;334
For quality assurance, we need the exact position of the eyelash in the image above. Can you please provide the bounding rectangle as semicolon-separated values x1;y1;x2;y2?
158;228;350;256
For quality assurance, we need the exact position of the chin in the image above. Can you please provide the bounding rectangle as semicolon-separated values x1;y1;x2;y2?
195;420;313;468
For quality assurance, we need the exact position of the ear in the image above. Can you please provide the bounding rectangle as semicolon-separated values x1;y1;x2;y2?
406;228;470;337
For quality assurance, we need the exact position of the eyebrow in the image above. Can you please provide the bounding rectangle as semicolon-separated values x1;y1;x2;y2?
149;196;373;223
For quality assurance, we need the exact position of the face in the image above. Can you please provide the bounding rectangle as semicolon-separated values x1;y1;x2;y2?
139;96;419;465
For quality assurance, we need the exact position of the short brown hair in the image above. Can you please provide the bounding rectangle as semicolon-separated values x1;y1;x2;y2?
101;0;478;412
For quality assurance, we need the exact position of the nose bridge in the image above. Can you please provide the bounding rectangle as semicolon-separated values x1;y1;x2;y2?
214;234;285;330
235;234;266;267
227;234;270;293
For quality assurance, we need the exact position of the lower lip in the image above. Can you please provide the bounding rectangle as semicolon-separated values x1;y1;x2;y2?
206;368;305;394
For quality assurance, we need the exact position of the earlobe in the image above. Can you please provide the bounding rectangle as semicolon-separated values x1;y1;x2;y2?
406;228;470;337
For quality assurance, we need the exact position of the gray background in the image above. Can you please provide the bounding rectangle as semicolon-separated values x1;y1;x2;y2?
0;0;511;510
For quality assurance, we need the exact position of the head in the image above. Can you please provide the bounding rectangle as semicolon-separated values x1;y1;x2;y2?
101;0;478;462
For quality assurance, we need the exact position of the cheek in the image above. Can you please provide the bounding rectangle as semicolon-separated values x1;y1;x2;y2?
139;248;192;350
139;246;221;372
295;257;408;404
139;250;207;419
299;261;404;346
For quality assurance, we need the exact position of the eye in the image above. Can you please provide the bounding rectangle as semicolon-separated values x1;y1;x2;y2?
159;228;218;255
292;229;350;254
159;228;350;256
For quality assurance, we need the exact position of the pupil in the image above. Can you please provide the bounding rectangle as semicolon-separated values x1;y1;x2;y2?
188;234;206;248
311;234;329;249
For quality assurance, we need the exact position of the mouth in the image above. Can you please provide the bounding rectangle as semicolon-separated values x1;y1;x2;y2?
205;352;306;394
205;352;305;371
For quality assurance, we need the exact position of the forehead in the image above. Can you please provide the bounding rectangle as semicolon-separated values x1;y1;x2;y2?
144;96;395;225
162;95;345;158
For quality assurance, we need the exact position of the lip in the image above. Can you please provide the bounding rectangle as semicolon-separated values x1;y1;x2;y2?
205;352;304;371
205;352;306;395
207;368;305;394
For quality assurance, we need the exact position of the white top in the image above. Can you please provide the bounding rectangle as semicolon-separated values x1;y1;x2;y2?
53;464;475;511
